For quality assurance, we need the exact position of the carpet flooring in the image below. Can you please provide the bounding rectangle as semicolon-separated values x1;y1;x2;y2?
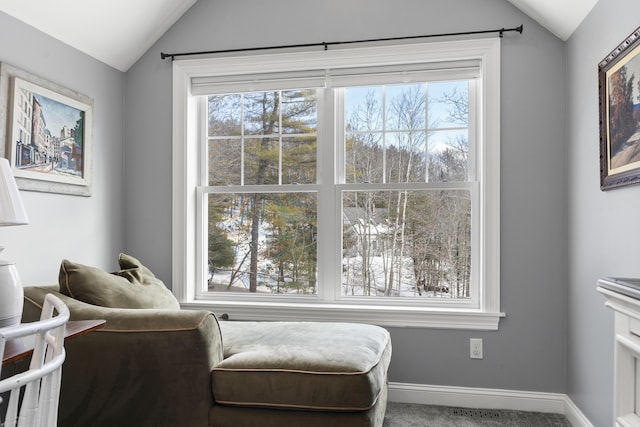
383;402;572;426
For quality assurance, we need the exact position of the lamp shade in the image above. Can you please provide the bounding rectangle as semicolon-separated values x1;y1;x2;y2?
0;158;29;226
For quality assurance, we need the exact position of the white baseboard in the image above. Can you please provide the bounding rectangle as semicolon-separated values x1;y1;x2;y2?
387;382;594;427
563;396;595;427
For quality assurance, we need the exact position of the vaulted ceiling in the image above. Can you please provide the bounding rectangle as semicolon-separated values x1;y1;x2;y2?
0;0;597;72
0;0;197;71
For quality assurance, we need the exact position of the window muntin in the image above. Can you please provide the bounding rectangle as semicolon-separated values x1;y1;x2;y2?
207;90;317;186
205;89;318;295
344;81;470;185
340;80;474;301
203;80;474;302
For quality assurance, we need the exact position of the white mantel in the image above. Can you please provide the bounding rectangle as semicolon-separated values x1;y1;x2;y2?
598;278;640;427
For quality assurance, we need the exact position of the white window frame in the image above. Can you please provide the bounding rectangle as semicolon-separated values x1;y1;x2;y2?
172;38;503;329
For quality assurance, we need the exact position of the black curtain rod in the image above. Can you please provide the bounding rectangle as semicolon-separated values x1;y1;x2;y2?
161;25;523;61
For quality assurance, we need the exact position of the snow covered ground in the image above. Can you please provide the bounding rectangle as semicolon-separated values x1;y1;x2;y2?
209;201;462;298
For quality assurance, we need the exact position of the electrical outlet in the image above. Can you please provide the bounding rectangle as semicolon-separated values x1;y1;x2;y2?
470;338;483;359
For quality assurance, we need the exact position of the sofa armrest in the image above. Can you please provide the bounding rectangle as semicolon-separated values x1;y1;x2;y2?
22;285;223;427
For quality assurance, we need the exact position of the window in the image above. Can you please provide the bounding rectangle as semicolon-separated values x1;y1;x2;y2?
172;39;502;329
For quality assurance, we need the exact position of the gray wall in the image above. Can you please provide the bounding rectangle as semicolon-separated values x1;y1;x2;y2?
0;12;125;283
125;0;569;394
5;0;632;423
566;0;640;425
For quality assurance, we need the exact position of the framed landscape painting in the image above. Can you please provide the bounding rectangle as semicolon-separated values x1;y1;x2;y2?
0;63;93;196
599;26;640;190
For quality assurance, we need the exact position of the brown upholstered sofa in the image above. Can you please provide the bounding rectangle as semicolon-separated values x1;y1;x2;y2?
21;255;391;427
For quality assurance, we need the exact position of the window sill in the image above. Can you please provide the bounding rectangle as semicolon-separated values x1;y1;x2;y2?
179;300;505;330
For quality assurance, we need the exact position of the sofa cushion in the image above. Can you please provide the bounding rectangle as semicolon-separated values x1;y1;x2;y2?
209;384;387;427
58;253;180;309
212;321;391;411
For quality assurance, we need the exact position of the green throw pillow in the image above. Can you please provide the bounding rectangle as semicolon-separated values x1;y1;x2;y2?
58;254;180;310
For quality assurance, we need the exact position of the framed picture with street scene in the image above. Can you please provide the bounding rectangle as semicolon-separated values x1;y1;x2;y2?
0;62;93;196
599;26;640;190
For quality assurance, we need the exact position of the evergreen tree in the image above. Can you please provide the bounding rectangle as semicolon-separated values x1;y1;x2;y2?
609;66;635;156
207;89;317;293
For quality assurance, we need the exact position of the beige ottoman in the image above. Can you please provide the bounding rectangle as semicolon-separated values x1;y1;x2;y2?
209;321;392;427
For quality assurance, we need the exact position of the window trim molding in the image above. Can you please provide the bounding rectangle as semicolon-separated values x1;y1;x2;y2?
172;38;503;329
179;300;504;330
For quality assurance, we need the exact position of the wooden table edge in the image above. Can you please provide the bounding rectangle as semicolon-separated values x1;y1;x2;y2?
2;319;106;366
